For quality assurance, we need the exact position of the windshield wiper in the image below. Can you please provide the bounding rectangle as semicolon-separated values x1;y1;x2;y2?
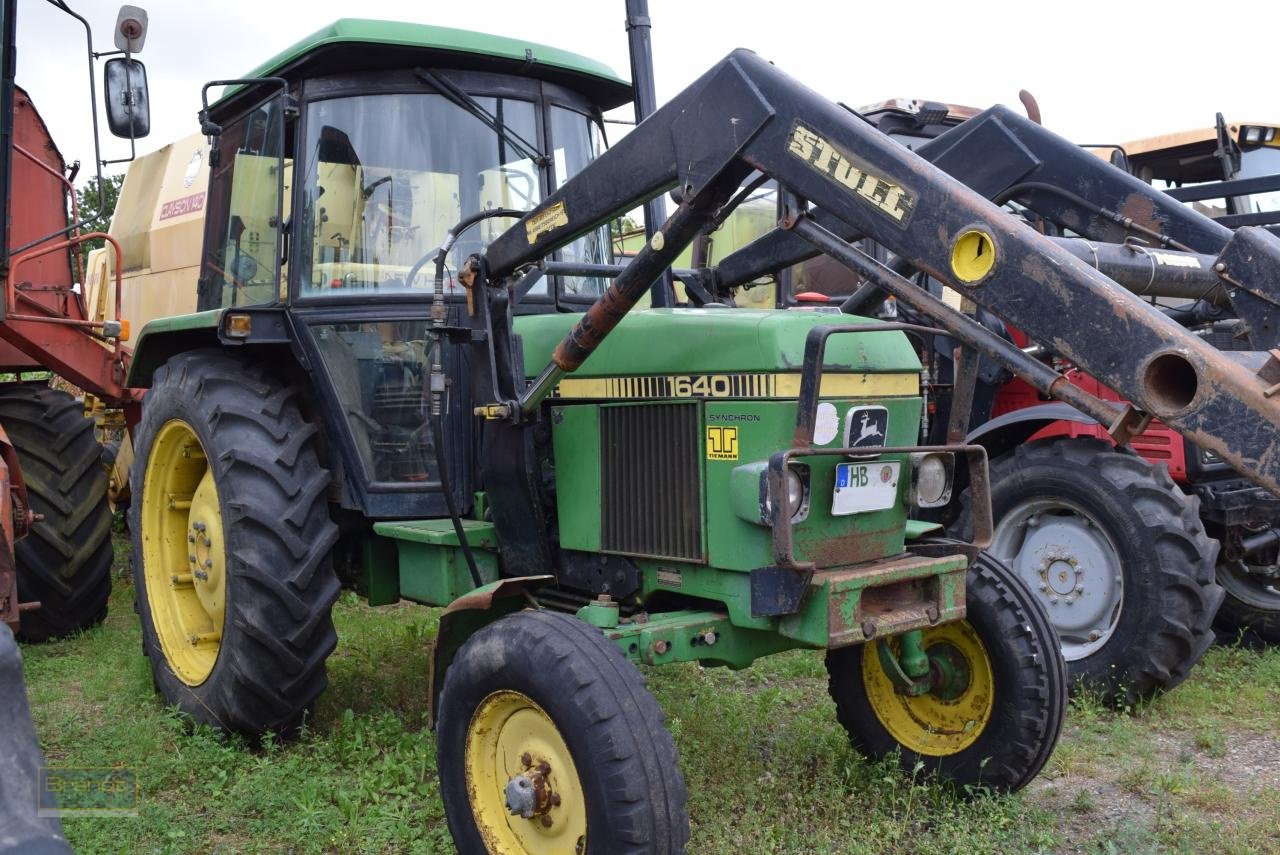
414;68;549;167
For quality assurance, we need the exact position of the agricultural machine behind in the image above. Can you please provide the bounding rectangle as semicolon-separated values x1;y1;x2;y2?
1;0;152;850
0;0;149;640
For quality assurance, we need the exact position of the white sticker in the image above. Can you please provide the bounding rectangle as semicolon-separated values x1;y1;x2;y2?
814;401;839;445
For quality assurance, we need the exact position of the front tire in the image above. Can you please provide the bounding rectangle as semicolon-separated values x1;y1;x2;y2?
437;610;689;854
826;552;1067;792
130;351;340;736
957;438;1221;706
0;383;113;642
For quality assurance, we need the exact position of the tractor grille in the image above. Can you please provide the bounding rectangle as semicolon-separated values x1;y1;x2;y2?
600;402;703;560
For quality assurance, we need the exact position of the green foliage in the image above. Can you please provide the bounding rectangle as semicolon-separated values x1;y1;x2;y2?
73;174;124;257
21;538;1280;853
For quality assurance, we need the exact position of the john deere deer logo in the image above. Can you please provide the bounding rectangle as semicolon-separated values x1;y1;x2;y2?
856;412;883;444
846;406;889;453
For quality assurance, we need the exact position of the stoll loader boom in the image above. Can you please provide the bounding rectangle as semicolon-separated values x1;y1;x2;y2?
706;99;1280;703
127;32;1070;852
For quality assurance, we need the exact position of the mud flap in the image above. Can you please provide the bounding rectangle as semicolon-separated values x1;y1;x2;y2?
426;575;554;729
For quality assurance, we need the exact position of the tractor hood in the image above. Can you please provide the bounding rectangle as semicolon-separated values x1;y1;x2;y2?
516;309;921;378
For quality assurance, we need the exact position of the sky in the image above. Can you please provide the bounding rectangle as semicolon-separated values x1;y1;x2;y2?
17;0;1278;185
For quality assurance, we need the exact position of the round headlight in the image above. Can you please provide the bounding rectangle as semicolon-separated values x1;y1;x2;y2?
915;454;950;506
785;468;805;516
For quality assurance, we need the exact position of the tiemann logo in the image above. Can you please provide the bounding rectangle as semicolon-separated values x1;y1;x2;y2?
706;426;739;461
787;122;915;226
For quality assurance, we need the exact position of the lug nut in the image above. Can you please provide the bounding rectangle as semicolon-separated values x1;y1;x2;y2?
540;815;553;828
188;534;196;544
521;753;532;767
653;640;670;655
700;631;717;645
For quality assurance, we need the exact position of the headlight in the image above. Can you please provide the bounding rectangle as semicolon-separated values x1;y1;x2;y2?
785;468;805;514
729;462;810;526
765;465;810;523
910;452;954;508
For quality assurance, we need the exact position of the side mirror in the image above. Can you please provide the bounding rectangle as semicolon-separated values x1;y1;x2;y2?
103;58;150;139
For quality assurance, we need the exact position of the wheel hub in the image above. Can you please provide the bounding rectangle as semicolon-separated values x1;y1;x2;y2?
141;420;226;685
991;500;1124;661
465;690;587;853
504;758;562;825
861;621;995;756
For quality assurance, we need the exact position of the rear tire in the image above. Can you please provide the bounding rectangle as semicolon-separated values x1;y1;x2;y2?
0;383;112;642
957;438;1221;706
438;610;690;854
825;551;1067;792
130;351;340;736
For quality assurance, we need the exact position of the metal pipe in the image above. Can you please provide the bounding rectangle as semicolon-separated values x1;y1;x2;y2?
792;216;1123;427
1046;238;1229;304
540;260;698;279
624;0;673;307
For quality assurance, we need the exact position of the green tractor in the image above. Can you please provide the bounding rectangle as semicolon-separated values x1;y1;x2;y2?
127;20;1071;851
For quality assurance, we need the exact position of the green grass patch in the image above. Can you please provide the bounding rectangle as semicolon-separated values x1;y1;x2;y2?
20;544;1280;853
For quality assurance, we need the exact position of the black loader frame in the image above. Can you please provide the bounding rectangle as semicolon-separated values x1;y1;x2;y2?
474;50;1280;527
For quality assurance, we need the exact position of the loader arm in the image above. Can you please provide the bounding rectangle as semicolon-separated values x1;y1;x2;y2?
715;105;1280;348
484;48;1280;497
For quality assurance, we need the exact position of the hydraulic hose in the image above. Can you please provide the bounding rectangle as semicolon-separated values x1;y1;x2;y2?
419;207;524;591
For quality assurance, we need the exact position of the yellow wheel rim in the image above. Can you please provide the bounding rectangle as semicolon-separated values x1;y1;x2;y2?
140;419;226;686
464;690;588;854
862;621;995;756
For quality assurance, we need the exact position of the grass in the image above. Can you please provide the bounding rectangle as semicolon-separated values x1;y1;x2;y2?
20;535;1280;853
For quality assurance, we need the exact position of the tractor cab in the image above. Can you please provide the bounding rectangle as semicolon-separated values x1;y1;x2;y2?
184;20;630;516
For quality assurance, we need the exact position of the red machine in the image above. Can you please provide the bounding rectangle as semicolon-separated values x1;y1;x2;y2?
0;2;149;640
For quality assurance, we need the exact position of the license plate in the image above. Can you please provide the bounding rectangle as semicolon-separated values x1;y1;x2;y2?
832;461;900;516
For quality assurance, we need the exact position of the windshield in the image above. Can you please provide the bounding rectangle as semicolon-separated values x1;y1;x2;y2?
298;93;607;298
1237;146;1280;213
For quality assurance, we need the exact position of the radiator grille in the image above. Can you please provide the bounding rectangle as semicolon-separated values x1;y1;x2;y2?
600;403;703;560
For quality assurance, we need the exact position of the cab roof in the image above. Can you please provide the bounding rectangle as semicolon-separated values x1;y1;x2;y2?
212;18;632;117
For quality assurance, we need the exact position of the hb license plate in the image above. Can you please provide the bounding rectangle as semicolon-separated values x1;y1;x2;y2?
832;461;900;516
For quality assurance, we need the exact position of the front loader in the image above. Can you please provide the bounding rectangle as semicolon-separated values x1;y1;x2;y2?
126;26;1080;851
700;96;1280;704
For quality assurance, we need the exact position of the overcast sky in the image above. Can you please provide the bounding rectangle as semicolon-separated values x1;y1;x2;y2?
18;0;1277;184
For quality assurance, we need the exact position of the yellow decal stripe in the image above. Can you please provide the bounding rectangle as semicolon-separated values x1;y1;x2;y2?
553;372;917;400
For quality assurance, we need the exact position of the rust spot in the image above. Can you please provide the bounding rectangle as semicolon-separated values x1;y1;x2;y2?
1116;191;1162;235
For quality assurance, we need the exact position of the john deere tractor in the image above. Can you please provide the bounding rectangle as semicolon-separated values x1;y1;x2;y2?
125;20;1089;851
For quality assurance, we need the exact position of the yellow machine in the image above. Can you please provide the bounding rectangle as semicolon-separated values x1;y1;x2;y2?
1095;119;1280;222
84;132;209;506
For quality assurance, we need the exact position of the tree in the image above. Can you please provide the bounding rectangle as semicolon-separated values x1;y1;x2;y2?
73;174;124;258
